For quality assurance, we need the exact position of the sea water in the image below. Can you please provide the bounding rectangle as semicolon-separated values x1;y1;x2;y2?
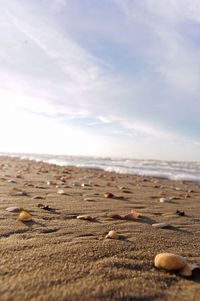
1;152;200;182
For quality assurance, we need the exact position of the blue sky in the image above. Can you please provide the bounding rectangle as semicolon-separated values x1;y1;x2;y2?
0;0;200;161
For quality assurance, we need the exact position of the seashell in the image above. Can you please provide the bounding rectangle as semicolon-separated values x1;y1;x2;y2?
76;215;93;221
121;190;131;193
18;211;32;222
38;204;50;210
108;214;122;219
169;195;181;200
56;184;67;188
123;210;139;220
8;179;17;183
184;193;190;198
160;198;170;203
152;223;171;228
35;185;47;189
153;185;160;188
6;206;22;212
52;181;59;185
32;195;45;199
105;230;119;239
104;192;114;198
14;191;27;196
57;189;66;195
81;183;90;187
16;172;22;178
159;191;166;196
118;186;126;190
154;253;187;271
84;198;95;202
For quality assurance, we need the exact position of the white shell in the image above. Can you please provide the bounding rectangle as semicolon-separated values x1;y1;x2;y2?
6;206;21;212
76;215;93;220
105;230;119;239
8;179;17;183
57;189;66;195
152;223;171;228
160;198;170;203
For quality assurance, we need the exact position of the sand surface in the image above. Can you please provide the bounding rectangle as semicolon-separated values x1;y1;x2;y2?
0;156;200;301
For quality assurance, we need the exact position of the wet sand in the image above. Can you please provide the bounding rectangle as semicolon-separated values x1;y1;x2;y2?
0;156;200;301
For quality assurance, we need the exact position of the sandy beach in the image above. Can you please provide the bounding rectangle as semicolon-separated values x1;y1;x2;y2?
0;155;200;301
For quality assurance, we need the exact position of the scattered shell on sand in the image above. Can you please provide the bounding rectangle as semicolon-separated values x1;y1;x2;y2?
14;191;28;196
169;195;181;200
159;191;166;196
105;230;119;239
108;214;122;219
77;215;93;221
18;211;32;222
38;204;50;210
154;253;187;271
8;179;17;183
84;197;96;202
160;198;170;203
32;195;45;200
56;184;68;188
16;172;22;178
104;192;114;198
185;193;190;198
57;189;66;195
152;223;171;228
123;210;139;220
81;183;90;187
6;206;22;212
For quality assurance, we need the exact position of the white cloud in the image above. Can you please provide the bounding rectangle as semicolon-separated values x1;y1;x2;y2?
0;0;200;160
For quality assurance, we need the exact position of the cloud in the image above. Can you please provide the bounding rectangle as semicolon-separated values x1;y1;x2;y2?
0;0;200;160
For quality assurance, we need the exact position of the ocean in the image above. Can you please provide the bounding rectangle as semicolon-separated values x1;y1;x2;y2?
1;152;200;183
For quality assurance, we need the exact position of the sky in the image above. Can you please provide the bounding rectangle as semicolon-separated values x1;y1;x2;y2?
0;0;200;161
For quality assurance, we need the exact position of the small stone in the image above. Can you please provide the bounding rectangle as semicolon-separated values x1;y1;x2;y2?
176;210;185;216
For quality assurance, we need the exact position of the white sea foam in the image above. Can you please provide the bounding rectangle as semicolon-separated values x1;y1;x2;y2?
1;152;200;182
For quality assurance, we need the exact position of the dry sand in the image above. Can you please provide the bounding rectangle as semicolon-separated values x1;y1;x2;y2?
0;156;200;301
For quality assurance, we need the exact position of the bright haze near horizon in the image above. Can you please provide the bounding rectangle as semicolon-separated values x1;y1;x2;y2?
0;0;200;161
